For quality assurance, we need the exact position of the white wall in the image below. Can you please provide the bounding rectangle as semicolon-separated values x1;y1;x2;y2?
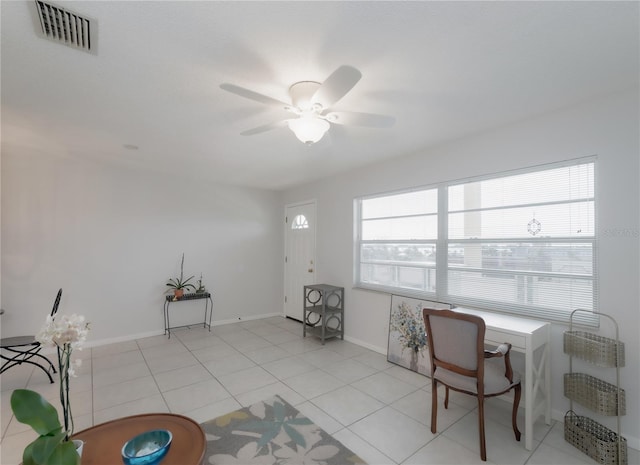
1;148;284;344
282;89;640;447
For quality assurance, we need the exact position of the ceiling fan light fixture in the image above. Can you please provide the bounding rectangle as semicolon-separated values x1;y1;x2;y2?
287;116;330;145
220;66;395;142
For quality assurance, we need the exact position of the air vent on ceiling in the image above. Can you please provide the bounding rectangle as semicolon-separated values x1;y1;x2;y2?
29;0;97;54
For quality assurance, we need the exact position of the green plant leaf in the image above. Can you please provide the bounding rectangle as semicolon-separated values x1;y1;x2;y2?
22;441;37;465
43;440;79;465
31;432;66;464
167;275;197;290
11;390;61;436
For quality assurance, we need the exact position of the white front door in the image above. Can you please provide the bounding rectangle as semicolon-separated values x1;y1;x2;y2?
284;201;316;321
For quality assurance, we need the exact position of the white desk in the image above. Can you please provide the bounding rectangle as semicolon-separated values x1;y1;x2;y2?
455;308;551;451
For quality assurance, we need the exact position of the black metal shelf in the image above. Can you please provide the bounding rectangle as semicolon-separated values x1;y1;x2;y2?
164;292;213;338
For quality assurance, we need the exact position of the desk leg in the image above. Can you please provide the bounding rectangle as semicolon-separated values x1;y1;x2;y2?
525;346;533;451
531;344;551;426
544;333;551;424
524;339;551;450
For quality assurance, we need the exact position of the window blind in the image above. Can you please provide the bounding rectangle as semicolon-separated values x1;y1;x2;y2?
357;188;438;295
445;161;596;323
355;157;597;324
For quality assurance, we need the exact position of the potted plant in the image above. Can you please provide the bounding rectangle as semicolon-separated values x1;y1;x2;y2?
11;389;80;465
11;313;90;465
195;273;206;294
165;253;195;299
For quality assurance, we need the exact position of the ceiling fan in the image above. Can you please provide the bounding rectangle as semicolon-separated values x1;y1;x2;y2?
220;65;396;145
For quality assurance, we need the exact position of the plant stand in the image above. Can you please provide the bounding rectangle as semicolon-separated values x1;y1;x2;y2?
164;292;213;339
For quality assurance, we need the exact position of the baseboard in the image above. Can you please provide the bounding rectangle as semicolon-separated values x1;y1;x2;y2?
84;330;165;349
343;335;386;355
77;312;286;348
213;312;284;326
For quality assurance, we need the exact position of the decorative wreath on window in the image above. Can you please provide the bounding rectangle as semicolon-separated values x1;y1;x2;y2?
527;218;542;236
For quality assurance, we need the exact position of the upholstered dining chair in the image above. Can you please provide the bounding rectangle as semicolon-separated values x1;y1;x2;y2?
0;288;63;383
422;308;521;461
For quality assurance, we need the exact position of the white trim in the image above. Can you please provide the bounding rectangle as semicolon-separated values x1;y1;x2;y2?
343;335;387;355
215;312;284;326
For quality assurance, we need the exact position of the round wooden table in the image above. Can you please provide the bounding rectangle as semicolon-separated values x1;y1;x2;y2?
73;413;205;465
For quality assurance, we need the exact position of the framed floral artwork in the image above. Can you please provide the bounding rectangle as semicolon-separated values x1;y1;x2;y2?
387;295;452;376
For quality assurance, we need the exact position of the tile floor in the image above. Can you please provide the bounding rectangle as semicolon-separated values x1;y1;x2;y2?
1;316;637;465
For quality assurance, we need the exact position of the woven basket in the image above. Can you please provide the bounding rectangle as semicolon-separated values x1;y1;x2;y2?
564;411;627;465
563;331;625;367
564;373;626;416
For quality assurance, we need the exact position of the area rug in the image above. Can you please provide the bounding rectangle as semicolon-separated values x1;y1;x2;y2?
201;395;366;464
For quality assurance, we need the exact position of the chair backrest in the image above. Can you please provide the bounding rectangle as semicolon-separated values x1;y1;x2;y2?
50;289;63;317
423;308;485;379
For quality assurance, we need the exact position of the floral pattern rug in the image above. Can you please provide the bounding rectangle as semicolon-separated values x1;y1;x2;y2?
201;395;366;465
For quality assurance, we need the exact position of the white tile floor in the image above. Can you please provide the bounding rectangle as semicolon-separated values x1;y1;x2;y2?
1;316;637;465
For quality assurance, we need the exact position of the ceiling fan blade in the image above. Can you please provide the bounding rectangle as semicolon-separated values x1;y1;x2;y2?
312;65;362;108
240;120;288;136
326;111;396;128
220;83;290;108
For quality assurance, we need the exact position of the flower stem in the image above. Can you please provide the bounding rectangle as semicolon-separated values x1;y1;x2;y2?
57;345;74;441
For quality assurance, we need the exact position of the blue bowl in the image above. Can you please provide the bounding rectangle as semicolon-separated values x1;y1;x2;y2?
121;429;172;465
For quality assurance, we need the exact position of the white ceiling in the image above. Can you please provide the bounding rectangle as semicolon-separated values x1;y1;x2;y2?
2;1;638;190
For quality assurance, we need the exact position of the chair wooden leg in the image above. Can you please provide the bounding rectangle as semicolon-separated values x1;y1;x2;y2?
431;378;438;434
478;396;487;461
512;383;522;441
444;386;449;409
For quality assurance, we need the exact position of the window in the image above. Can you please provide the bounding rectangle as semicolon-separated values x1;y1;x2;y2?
291;214;309;229
357;189;438;294
355;158;596;323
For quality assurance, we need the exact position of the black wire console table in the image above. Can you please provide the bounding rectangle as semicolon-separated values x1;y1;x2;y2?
164;292;213;339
